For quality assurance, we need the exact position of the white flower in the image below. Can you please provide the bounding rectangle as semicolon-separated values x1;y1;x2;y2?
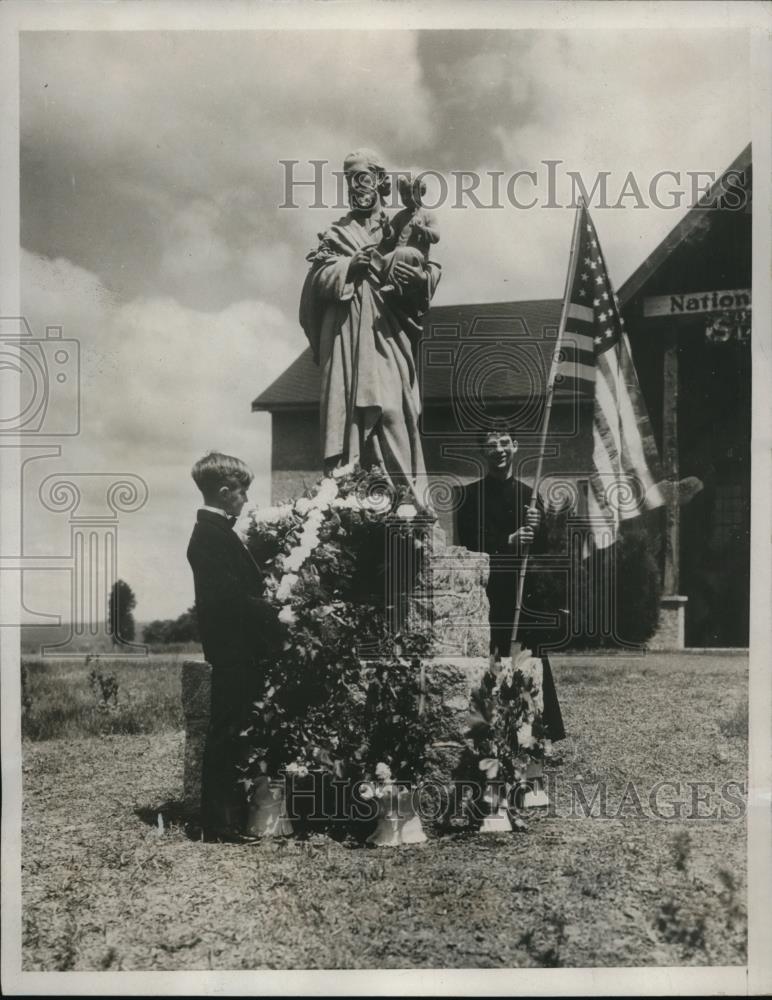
375;762;392;782
272;477;343;587
252;503;293;523
285;761;309;778
315;477;339;507
332;463;355;480
284;507;325;571
276;573;299;602
278;605;297;626
331;495;362;510
478;757;499;778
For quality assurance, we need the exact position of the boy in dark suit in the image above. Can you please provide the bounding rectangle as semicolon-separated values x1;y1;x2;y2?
187;451;283;841
456;427;565;747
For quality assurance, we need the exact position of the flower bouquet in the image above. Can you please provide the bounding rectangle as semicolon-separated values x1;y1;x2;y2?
464;644;550;832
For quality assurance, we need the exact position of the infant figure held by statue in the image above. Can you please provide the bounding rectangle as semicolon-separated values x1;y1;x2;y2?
370;173;440;297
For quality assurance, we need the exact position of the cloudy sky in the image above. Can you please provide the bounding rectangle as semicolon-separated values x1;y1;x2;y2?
18;27;750;623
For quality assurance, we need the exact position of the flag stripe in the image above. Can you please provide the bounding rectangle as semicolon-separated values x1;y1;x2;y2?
562;332;595;354
557;360;596;384
568;303;594;323
594;374;623;457
600;354;657;494
558;204;664;551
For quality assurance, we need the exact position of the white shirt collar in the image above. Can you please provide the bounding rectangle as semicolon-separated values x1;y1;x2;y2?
200;505;229;518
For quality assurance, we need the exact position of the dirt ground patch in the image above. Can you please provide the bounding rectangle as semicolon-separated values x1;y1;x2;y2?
21;653;747;970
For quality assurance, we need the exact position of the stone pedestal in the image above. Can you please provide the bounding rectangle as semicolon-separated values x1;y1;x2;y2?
406;524;490;658
428;545;490;657
647;594;688;650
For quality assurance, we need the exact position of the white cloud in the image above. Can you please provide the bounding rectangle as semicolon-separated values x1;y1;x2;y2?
20;250;306;619
21;30;437;317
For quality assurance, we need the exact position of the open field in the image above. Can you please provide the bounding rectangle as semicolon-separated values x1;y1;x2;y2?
20;653;747;969
21;653;193;741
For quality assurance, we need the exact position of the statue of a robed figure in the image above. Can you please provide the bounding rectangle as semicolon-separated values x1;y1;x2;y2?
299;149;441;489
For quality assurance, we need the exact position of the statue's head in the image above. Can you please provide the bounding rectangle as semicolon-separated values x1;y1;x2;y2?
343;148;391;212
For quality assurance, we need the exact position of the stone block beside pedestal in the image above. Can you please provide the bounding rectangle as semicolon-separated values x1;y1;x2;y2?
181;659;212;812
647;594;688;650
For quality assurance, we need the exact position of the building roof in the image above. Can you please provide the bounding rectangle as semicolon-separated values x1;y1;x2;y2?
617;143;751;306
253;298;564;411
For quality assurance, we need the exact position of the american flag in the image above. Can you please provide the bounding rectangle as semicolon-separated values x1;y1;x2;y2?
554;203;664;549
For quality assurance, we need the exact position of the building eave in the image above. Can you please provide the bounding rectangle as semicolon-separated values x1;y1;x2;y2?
618;143;751;307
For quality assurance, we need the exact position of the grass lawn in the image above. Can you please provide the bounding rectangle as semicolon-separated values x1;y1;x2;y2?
21;652;747;970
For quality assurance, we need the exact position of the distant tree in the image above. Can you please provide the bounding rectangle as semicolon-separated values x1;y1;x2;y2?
142;606;199;645
168;605;200;643
142;619;174;644
108;580;137;644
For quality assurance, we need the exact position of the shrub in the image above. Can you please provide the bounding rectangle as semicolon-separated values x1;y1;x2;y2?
520;505;662;651
598;524;662;647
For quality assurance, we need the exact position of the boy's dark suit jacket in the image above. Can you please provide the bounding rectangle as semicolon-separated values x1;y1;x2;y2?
456;475;565;742
187;508;279;669
187;509;282;836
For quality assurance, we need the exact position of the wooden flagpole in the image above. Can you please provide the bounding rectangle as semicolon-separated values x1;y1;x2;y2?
509;200;585;657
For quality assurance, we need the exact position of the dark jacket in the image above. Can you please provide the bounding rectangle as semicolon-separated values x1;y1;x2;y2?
456;475;559;651
186;509;281;668
456;475;548;561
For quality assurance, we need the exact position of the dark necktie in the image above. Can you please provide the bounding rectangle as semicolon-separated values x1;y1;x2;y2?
226;515;237;528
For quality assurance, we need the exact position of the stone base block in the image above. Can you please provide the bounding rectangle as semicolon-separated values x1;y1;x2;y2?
647;595;688;650
181;659;212;812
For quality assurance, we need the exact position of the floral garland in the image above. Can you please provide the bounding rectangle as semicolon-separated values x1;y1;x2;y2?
239;465;434;789
240;464;395;614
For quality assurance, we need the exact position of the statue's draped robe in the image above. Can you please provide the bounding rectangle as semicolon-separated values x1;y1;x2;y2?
299;212;440;486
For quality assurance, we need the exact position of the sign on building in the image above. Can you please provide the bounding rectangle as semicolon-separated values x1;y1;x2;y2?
643;289;751;344
643;288;751;317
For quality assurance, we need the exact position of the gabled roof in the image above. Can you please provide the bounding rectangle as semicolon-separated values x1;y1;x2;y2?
252;348;320;411
253;298;563;411
617;143;751;306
